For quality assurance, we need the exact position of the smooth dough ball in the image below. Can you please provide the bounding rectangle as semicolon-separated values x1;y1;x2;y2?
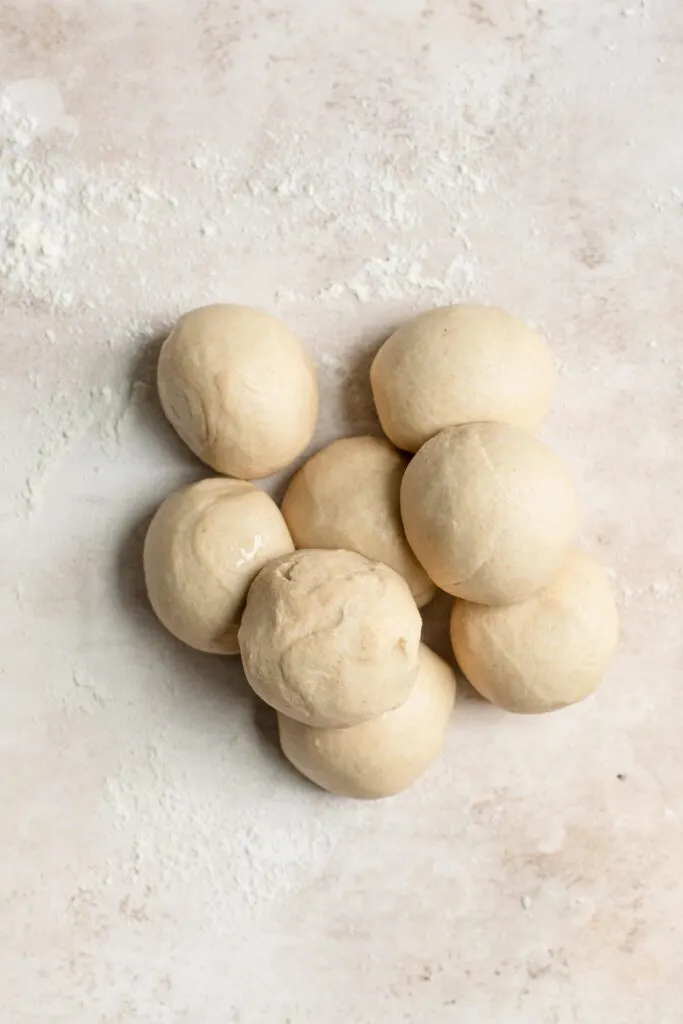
278;644;456;799
281;435;435;608
400;422;578;605
450;549;619;713
158;304;318;479
238;549;422;727
143;477;294;654
370;304;554;452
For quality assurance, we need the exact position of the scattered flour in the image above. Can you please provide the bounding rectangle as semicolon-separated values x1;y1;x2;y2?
1;71;489;326
0;10;680;1011
318;245;479;304
605;567;680;610
0;92;177;312
19;376;152;516
2;76;489;524
19;384;114;515
100;752;369;912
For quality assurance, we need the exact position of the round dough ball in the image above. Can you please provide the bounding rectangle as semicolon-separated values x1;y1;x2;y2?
450;549;618;713
238;549;422;727
400;422;578;605
370;304;554;452
143;477;294;654
281;435;435;607
158;304;318;479
278;644;456;799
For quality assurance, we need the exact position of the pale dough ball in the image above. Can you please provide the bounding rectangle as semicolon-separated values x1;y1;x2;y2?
158;304;318;479
143;477;294;654
450;549;619;713
400;422;578;605
238;548;422;727
370;304;554;452
281;435;435;607
278;644;456;799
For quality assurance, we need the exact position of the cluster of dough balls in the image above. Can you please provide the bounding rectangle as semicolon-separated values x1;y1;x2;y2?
143;301;618;799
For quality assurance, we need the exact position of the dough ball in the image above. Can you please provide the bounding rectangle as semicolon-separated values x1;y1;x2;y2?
450;549;618;713
158;304;318;479
238;548;422;727
400;422;578;605
370;304;554;452
281;435;435;607
278;644;456;799
143;477;294;654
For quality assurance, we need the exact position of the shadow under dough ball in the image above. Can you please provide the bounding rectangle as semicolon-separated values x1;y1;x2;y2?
157;303;318;479
238;548;422;728
370;304;554;452
143;477;294;654
450;548;619;713
278;643;456;799
400;421;578;605
281;435;435;608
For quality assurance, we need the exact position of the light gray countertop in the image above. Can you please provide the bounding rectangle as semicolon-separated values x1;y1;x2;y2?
1;2;681;1021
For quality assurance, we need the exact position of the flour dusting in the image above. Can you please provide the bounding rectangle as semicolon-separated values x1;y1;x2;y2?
2;75;488;522
0;92;177;312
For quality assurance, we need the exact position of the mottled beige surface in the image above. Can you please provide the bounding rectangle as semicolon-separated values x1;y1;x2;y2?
0;2;682;1022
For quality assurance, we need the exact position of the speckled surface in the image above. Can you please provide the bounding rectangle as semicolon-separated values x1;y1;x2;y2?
1;2;682;1021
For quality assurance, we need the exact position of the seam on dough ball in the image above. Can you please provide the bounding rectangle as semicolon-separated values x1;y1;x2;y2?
479;621;570;713
441;429;505;591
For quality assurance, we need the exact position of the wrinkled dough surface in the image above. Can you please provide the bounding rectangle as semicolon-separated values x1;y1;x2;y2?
238;549;422;727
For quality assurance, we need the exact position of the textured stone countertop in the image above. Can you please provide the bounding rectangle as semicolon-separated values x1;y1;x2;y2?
1;2;681;1021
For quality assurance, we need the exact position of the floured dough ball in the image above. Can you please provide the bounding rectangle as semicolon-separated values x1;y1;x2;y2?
450;549;619;713
278;644;456;799
281;435;435;607
158;304;318;479
143;477;294;654
401;422;578;605
238;549;422;727
370;304;554;452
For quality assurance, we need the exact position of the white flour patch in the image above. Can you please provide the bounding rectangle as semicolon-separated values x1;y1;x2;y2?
101;759;367;912
606;567;681;609
318;245;479;304
0;87;179;312
2;81;491;525
18;377;152;518
18;385;111;516
1;79;78;138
